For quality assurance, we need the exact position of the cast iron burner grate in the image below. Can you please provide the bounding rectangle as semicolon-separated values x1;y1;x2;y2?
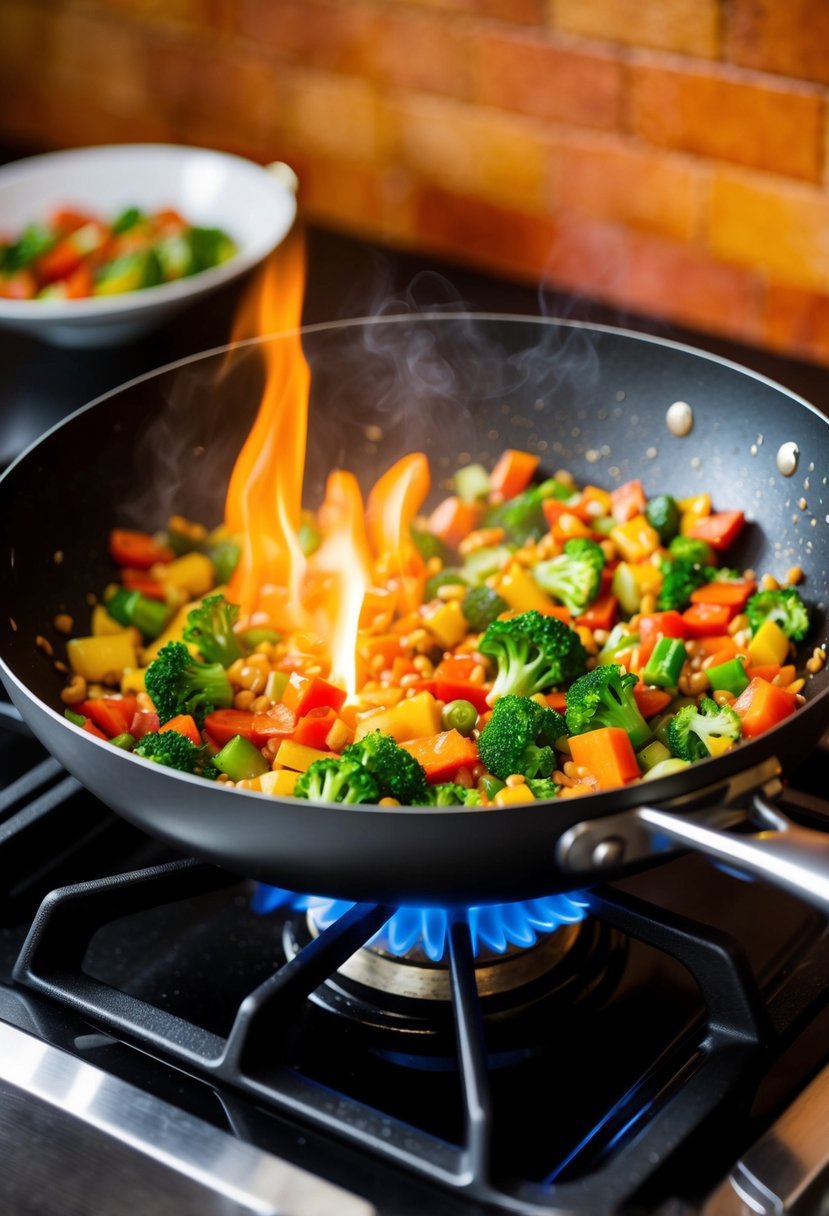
12;855;778;1216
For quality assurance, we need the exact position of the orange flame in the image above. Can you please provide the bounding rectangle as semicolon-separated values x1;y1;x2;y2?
223;234;431;697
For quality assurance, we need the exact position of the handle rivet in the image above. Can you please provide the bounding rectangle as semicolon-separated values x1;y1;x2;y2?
592;837;625;867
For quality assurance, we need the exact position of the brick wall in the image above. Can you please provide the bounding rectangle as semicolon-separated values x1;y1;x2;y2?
3;0;829;363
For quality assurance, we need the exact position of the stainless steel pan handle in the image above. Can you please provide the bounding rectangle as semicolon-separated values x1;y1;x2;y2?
637;794;829;915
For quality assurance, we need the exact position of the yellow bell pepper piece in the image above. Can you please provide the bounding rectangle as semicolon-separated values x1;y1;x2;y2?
748;619;790;667
679;493;711;535
354;690;443;743
609;515;660;563
120;667;148;694
155;552;215;597
705;734;736;758
422;599;467;648
92;603;125;636
259;769;299;796
273;740;336;772
495;562;556;614
493;783;536;805
67;631;138;683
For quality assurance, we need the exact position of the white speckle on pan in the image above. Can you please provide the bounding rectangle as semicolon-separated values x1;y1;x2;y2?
601;445;611;457
750;444;758;456
799;497;808;510
616;390;626;402
666;401;693;436
534;399;544;412
571;427;581;439
585;449;600;463
777;442;799;476
804;477;811;490
364;424;383;443
756;433;764;445
812;518;818;527
538;439;548;452
691;456;702;469
487;429;499;442
645;447;658;460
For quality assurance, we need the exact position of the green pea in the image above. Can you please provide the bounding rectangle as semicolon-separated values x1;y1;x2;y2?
441;699;478;736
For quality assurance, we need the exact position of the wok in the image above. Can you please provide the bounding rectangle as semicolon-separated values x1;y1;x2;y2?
2;314;829;910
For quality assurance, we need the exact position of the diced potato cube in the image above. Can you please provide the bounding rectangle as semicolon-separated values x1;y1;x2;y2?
259;769;299;796
155;552;215;597
274;740;335;772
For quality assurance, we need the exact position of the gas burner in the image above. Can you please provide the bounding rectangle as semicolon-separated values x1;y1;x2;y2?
283;908;626;1054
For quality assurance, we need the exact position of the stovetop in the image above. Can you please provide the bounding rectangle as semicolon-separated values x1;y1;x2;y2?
4;203;829;1214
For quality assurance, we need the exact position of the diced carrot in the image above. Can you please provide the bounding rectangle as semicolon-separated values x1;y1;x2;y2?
281;672;347;716
489;449;539;500
78;698;131;738
120;568;169;599
632;684;672;719
64;261;94;299
568;727;641;789
159;713;202;746
109;529;174;570
732;677;798;738
637;611;687;663
689;579;756;609
203;708;255;746
545;690;568;712
694;634;739;660
293;706;341;750
542;498;571;530
551;513;593;543
743;664;782;683
610;480;646;524
427;496;484;549
50;207;97;235
400;729;479;782
203;707;297;748
432;676;490;714
576;594;618;632
358;633;405;667
681;603;733;637
687;510;745;551
0;269;37;299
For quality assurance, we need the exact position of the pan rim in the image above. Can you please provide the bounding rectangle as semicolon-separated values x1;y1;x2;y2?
2;312;827;824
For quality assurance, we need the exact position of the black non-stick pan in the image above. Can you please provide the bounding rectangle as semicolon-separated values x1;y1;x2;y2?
2;315;829;909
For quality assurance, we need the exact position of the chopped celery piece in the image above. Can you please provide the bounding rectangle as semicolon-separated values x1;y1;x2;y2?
239;628;282;648
642;637;687;689
637;739;672;772
454;463;490;502
641;758;691;782
461;545;513;584
64;708;86;727
106;587;171;640
213;734;270;780
110;732;136;750
207;537;241;584
706;657;750;696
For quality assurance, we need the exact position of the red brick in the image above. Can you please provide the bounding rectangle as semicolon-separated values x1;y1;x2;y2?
473;29;625;130
709;169;829;292
413;184;560;281
554;0;720;57
370;9;472;99
555;136;703;242
93;0;233;30
390;94;551;211
631;58;823;182
763;283;829;365
48;9;149;116
237;0;376;75
727;0;829;86
300;157;416;241
623;233;766;345
283;69;384;165
396;0;546;24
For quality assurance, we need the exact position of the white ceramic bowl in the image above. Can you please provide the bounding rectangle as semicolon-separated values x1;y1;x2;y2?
0;144;298;348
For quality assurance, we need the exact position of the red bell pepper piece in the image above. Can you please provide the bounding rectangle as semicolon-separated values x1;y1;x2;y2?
120;568;168;599
687;510;745;551
610;480;646;524
432;657;490;714
203;705;297;748
577;594;618;633
109;529;174;569
130;710;160;739
82;718;109;741
632;683;672;719
637;611;687;663
78;698;132;738
159;714;202;746
681;603;733;637
293;706;340;749
689;579;756;610
0;269;37;299
281;672;347;716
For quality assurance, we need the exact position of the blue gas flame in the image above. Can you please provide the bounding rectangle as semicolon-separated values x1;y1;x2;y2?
252;884;588;961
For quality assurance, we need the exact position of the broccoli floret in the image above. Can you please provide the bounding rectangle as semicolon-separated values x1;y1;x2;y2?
144;640;233;728
182;594;246;666
462;584;509;632
480;609;588;701
525;776;561;800
668;535;714;566
746;587;810;642
343;731;430;805
134;729;215;776
410;523;454;566
294;756;381;804
657;558;714;612
667;697;743;762
485;479;567;545
477;693;567;781
424;782;483;806
533;538;606;614
565;663;651;750
424;568;467;602
646;495;681;544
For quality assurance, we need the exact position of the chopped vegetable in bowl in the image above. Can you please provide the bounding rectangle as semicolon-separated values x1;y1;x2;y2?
54;452;820;806
0;205;237;300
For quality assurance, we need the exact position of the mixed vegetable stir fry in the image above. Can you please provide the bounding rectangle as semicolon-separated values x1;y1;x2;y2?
0;205;237;300
54;452;821;806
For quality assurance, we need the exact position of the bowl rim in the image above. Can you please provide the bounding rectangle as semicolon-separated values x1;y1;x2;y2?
0;143;297;320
